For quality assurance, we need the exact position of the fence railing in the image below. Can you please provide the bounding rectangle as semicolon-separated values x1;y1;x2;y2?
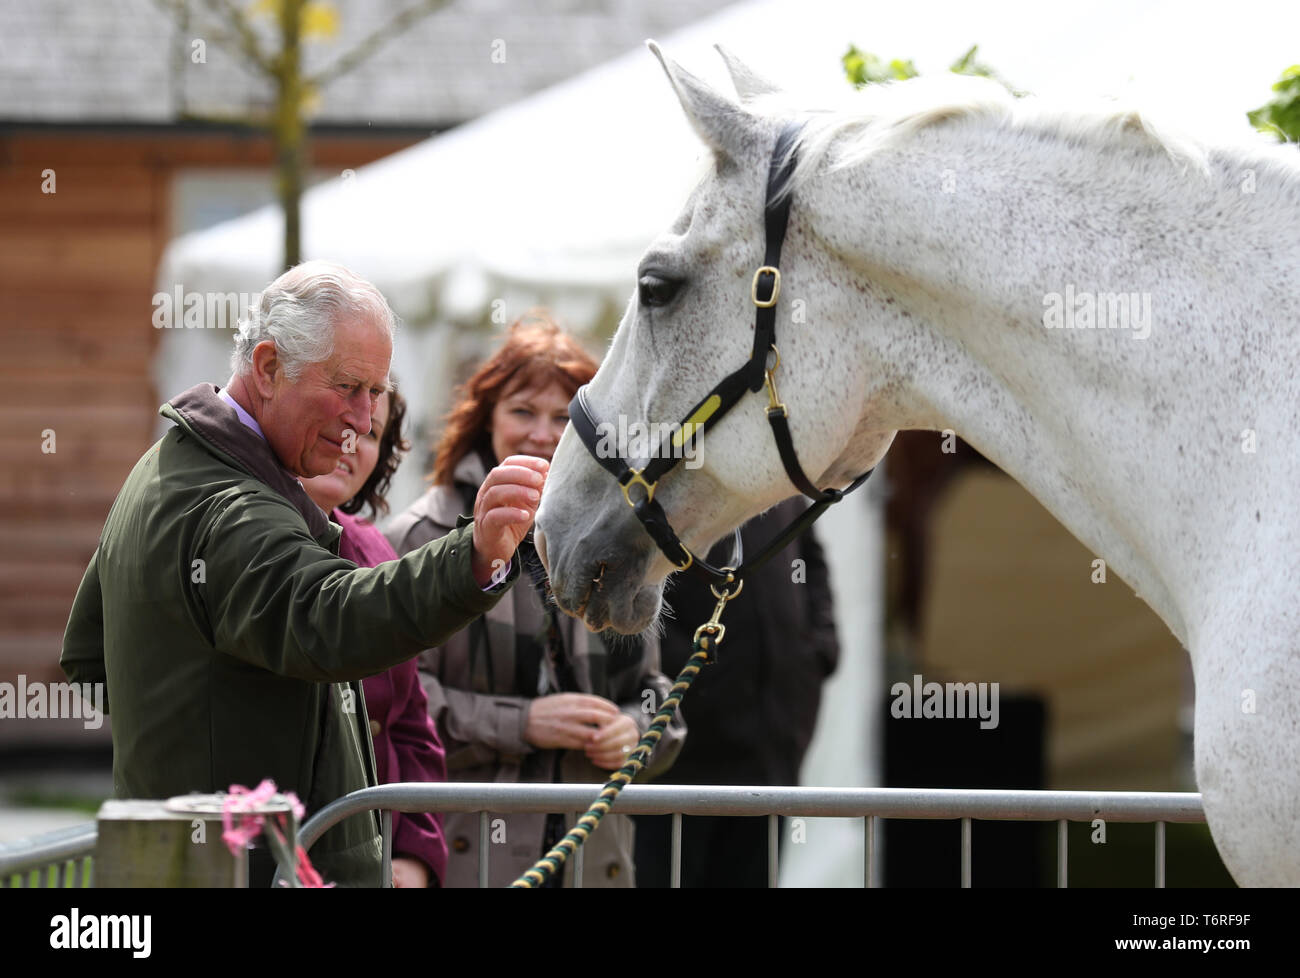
295;783;1208;888
0;822;96;887
0;785;1207;888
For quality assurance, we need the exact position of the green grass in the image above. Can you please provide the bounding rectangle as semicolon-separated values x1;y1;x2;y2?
2;857;93;888
6;790;104;816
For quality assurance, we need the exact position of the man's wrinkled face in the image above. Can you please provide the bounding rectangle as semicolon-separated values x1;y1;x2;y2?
261;315;393;479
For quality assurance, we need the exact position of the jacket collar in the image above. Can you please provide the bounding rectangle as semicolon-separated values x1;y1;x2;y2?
452;449;490;495
160;383;334;541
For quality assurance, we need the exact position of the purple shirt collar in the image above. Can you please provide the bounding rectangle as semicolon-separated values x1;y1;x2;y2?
218;388;266;441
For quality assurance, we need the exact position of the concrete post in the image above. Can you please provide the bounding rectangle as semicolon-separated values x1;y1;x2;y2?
94;793;296;888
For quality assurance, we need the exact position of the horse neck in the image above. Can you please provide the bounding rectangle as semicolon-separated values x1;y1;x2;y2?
812;118;1300;645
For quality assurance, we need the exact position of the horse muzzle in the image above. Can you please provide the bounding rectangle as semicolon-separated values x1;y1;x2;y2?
534;506;663;634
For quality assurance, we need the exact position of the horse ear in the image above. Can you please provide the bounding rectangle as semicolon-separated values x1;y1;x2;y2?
647;40;757;162
713;44;781;104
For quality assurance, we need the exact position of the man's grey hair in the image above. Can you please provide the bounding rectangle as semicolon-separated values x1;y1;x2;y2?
230;260;398;380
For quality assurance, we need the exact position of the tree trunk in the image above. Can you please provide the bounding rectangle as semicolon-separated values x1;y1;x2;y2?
276;0;306;270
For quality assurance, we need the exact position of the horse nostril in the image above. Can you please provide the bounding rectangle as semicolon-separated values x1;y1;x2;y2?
592;562;607;591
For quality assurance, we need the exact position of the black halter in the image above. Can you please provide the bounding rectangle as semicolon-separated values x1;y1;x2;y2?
567;121;874;587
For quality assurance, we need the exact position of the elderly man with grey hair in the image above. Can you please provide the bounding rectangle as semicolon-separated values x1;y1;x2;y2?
62;261;545;887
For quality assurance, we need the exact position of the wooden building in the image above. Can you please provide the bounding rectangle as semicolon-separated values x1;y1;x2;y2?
0;0;734;747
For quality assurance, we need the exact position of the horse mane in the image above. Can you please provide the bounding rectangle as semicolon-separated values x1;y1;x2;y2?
761;74;1299;193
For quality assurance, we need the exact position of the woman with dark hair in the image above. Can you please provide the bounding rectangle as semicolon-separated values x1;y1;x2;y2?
302;385;448;888
387;314;684;887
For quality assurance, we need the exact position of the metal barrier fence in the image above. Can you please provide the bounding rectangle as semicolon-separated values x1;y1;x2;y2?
0;822;96;888
0;785;1207;887
297;783;1208;888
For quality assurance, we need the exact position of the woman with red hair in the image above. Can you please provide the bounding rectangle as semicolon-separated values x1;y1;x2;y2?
387;313;684;887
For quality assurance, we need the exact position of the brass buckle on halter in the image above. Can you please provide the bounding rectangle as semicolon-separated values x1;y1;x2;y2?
619;469;656;507
751;266;781;308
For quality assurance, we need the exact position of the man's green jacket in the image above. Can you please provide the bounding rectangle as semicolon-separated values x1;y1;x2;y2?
61;384;517;886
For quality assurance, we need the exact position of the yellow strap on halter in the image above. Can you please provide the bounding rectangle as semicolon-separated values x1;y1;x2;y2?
673;395;721;448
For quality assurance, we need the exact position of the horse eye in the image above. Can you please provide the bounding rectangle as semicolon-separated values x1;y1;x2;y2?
638;273;682;308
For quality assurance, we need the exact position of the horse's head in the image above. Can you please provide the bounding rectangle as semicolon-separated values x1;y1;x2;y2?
536;44;897;633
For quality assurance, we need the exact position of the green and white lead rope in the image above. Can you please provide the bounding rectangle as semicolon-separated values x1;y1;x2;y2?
509;630;721;888
511;578;741;888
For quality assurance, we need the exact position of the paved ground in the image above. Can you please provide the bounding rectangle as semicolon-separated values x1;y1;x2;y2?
0;807;94;844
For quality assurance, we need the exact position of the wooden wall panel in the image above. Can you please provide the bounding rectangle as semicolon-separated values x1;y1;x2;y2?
0;166;156;224
0;228;158;292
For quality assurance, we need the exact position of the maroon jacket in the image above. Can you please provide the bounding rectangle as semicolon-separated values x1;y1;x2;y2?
335;509;449;885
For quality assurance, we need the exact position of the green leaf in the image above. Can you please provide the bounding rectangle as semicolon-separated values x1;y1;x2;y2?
843;44;919;87
949;45;980;74
1247;64;1300;142
844;41;1020;95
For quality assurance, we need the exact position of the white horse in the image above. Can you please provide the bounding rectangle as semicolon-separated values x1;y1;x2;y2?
534;44;1300;886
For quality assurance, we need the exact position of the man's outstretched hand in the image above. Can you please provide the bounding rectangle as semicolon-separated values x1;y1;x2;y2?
470;455;549;588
